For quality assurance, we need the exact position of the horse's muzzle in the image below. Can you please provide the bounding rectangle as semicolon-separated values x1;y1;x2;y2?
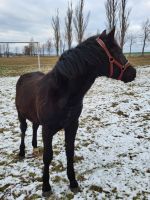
122;66;136;83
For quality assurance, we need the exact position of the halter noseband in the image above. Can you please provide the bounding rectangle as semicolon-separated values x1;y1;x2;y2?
96;37;130;80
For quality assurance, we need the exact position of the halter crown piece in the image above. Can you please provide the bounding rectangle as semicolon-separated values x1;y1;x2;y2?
96;37;130;80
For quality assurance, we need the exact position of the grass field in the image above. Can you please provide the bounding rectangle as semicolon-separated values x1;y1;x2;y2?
0;56;58;77
127;55;150;66
0;55;150;77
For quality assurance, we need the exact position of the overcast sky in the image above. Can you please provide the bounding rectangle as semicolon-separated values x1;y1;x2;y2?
0;0;150;52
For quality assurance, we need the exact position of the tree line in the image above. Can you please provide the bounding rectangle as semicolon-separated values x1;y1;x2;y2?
0;39;53;57
105;0;150;55
51;0;150;56
0;0;149;57
51;0;90;56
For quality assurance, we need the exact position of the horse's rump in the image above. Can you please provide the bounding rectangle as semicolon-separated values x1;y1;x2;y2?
16;72;44;122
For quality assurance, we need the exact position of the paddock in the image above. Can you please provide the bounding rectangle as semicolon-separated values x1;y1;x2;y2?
0;66;150;199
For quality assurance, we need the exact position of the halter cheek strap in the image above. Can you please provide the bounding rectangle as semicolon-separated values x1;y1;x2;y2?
96;37;130;80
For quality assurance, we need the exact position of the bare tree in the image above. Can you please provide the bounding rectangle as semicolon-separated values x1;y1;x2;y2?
73;0;90;44
41;44;46;56
38;44;42;56
29;38;36;56
118;0;131;50
65;1;73;49
23;40;37;56
60;33;66;54
15;47;19;56
141;18;150;56
46;39;52;56
24;46;31;56
105;0;118;30
6;43;9;58
52;9;61;56
128;33;136;56
3;44;6;57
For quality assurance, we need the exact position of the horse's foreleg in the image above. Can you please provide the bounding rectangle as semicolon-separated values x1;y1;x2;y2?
65;120;80;192
18;113;27;158
42;125;53;197
32;123;39;148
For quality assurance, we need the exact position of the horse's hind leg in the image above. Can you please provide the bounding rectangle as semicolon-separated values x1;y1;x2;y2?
32;123;39;148
18;112;27;157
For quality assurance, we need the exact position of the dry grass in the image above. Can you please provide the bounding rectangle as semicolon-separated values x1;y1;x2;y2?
127;55;150;66
0;55;150;77
0;56;58;76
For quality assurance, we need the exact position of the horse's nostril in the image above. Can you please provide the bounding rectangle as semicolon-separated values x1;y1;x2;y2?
122;66;136;82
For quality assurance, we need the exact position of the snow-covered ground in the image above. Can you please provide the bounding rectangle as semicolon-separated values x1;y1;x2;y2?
0;66;150;200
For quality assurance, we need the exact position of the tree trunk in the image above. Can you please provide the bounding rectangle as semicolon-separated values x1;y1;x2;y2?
129;43;132;56
142;37;146;56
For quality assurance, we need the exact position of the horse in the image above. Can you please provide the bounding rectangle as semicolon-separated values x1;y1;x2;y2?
15;28;136;197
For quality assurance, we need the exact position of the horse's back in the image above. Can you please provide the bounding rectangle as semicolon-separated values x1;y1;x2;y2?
16;72;44;122
16;71;44;87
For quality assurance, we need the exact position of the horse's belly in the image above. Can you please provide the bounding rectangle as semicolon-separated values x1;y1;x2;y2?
18;107;39;123
16;97;39;123
26;112;39;123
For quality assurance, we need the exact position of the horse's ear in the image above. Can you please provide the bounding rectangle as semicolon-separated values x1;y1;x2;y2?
107;27;115;40
100;29;106;37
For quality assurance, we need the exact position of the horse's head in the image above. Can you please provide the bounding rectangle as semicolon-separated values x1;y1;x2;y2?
96;28;136;83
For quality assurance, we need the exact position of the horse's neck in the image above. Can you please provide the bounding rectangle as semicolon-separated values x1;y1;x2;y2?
51;66;97;106
67;73;96;104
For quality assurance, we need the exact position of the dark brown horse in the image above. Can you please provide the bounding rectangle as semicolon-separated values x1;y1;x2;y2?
15;28;136;197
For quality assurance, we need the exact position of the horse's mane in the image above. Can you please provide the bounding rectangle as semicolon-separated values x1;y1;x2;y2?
54;35;104;79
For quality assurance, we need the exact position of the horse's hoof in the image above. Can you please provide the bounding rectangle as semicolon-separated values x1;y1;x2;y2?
42;190;52;197
70;186;81;193
18;153;25;159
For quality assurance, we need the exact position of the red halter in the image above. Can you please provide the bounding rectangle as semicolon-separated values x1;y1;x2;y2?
96;37;130;80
